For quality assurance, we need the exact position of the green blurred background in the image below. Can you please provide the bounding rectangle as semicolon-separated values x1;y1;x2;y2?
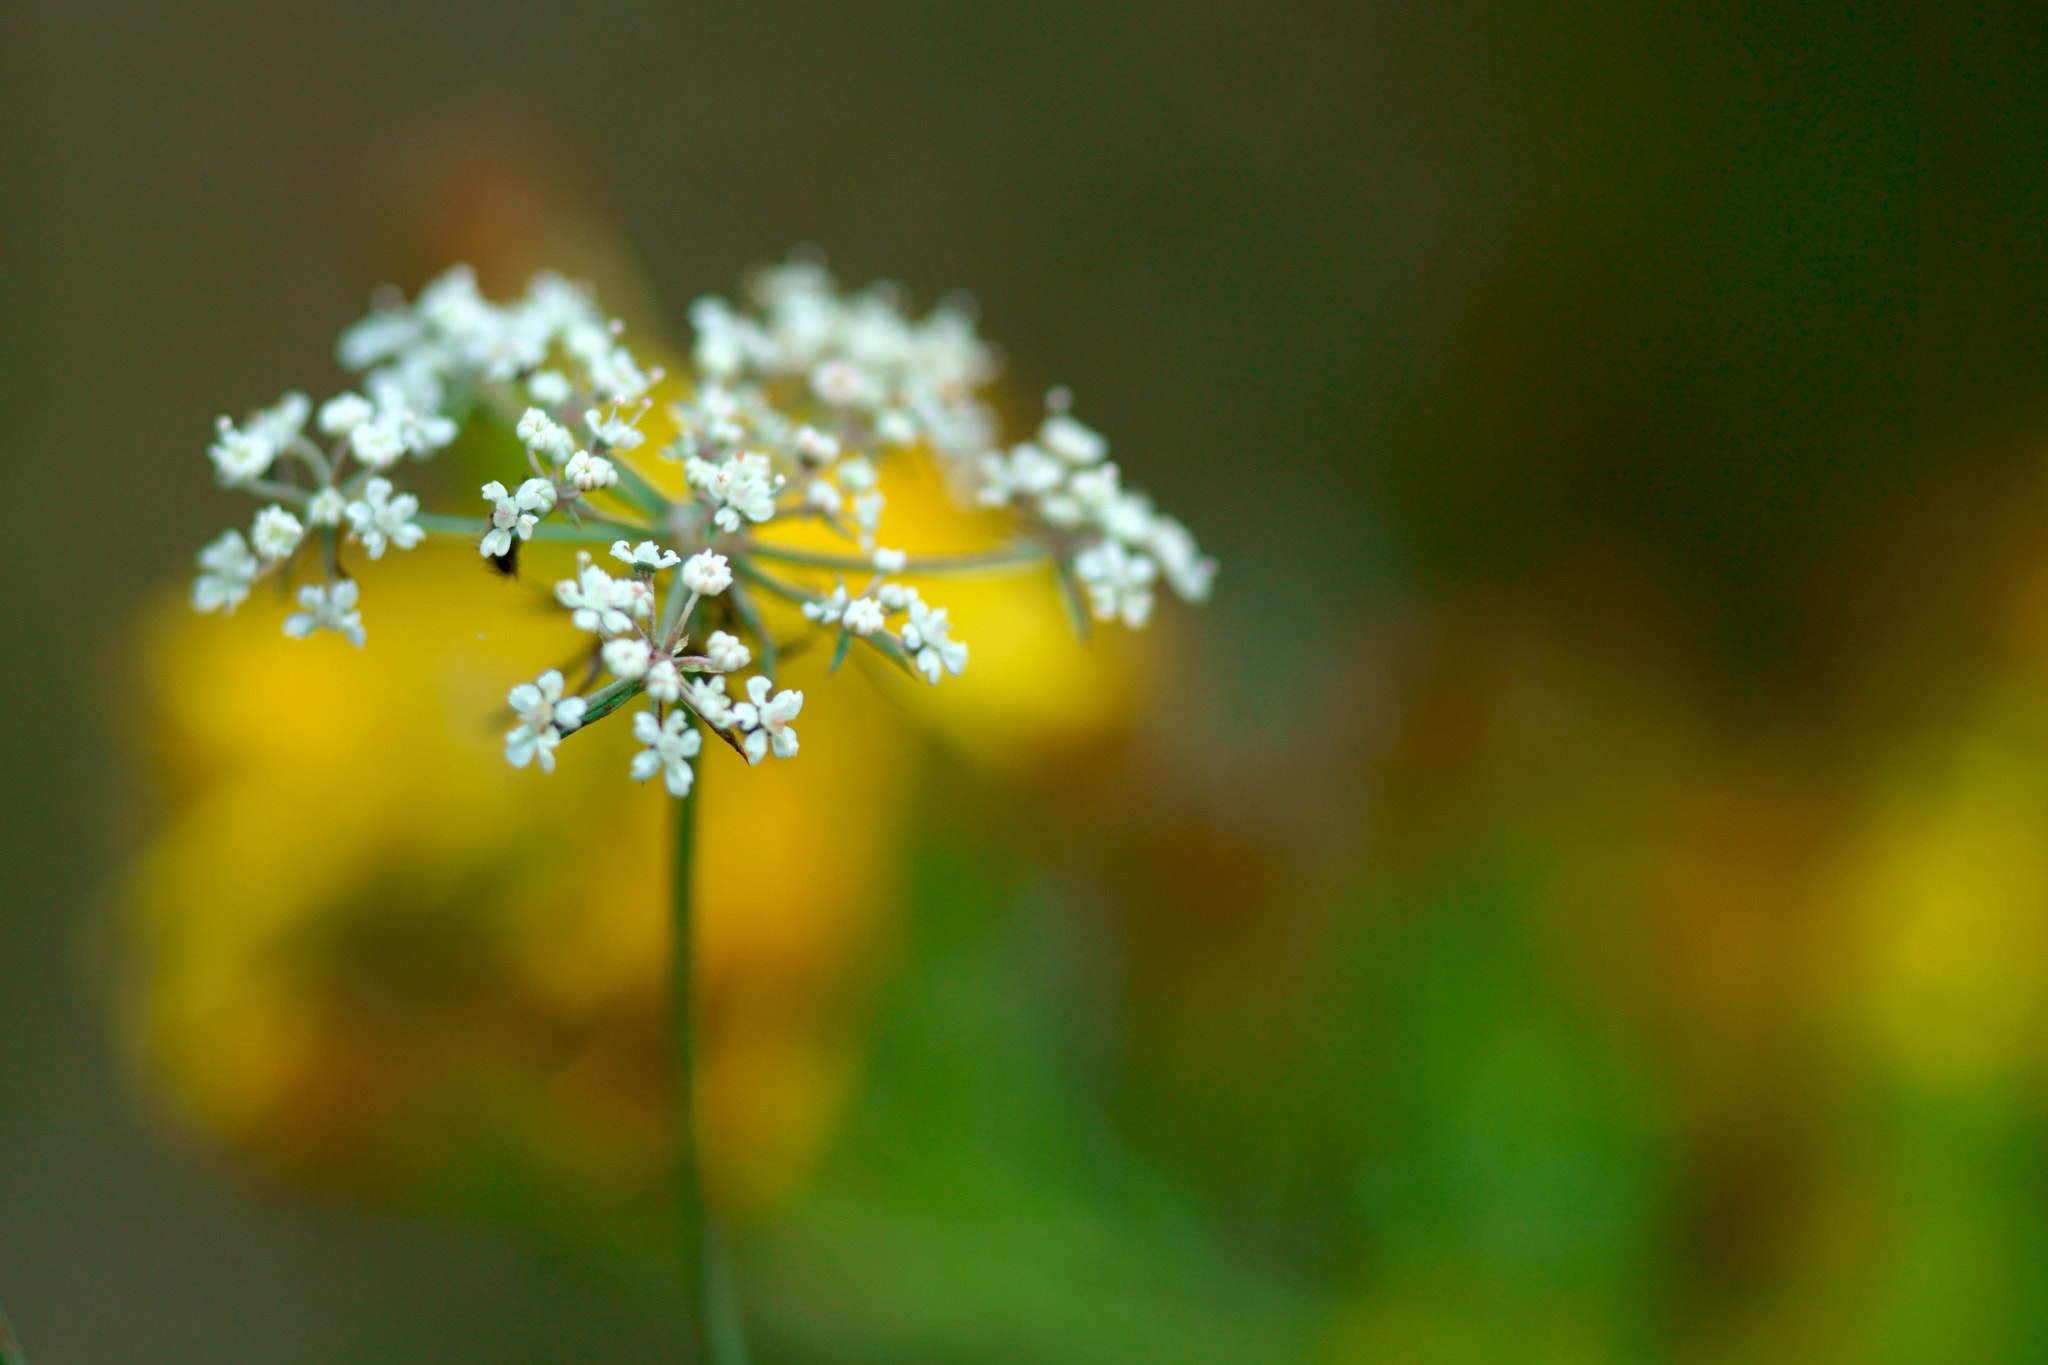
6;1;2048;1360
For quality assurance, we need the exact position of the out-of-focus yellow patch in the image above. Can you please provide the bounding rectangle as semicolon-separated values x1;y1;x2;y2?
127;484;1142;1216
1846;686;2048;1095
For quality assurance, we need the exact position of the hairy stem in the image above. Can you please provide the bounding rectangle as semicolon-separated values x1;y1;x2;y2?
672;768;750;1365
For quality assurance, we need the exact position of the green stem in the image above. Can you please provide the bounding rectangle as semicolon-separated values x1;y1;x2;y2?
743;540;1048;574
1;1297;28;1365
672;768;750;1365
412;512;653;542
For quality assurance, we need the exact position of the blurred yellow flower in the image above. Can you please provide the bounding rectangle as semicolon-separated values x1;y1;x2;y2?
126;451;1150;1219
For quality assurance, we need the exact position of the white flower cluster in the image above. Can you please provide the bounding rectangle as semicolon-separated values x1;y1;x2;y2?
190;255;1214;794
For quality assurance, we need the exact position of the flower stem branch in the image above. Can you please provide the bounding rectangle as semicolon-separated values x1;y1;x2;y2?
411;512;652;542
742;541;1049;574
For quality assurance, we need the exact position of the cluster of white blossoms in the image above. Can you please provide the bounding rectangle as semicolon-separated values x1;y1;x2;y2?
190;256;1215;795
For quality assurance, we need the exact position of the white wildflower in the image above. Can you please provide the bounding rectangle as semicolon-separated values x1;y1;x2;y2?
811;358;871;406
877;581;917;612
852;490;885;541
806;478;842;513
729;675;802;764
207;393;307;485
283;579;366;647
527;370;573;406
681;550;733;596
306;487;348;527
704;630;750;672
645;657;683;703
515;408;575;461
584;408;646;451
555;559;648;635
1040;411;1108;465
191;530;259;614
480;478;554;557
317;392;375;437
801;583;849;625
1073;538;1158;628
603;637;653;680
794;425;840;464
842;597;885;636
345;477;424;559
563;450;618;491
348;417;408;470
251;505;305;561
872;546;907;573
686;451;781;532
836;456;878;491
1146;514;1217;603
504;668;587;773
611;539;681;572
901;598;967;683
630;708;703;796
684;675;735;728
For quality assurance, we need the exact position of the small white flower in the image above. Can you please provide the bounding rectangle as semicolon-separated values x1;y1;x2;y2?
645;657;683;703
1040;412;1108;465
207;395;306;485
555;560;649;635
208;425;276;485
804;479;841;515
801;583;849;625
842;597;886;636
283;579;366;648
729;675;803;764
836;456;878;491
811;358;871;406
856;493;885;538
515;407;575;460
704;630;751;672
348;416;409;470
877;581;917;612
584;408;647;451
251;505;305;561
901;598;968;684
872;546;907;573
603;637;653;680
874;408;918;446
317;392;376;437
345;477;424;560
562;450;618;491
684;675;735;728
976;442;1066;506
191;530;259;614
504;668;588;773
1145;514;1216;602
1073;538;1159;627
630;708;703;797
527;369;573;405
611;539;682;572
794;424;840;464
685;451;781;531
480;478;554;557
306;487;348;527
681;550;733;596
